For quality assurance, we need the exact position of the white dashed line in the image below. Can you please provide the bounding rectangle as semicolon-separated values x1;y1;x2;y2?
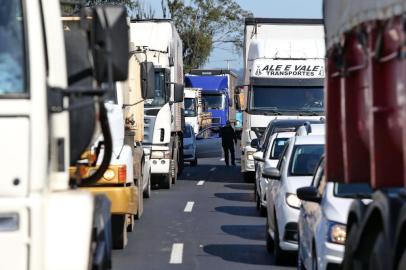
210;167;216;172
197;180;205;186
184;201;195;212
169;243;184;264
220;158;225;161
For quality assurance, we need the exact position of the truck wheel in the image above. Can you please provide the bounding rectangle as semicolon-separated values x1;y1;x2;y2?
260;204;267;217
342;224;359;270
243;171;254;182
143;176;151;198
398;247;406;270
112;215;128;249
162;175;172;189
369;233;385;270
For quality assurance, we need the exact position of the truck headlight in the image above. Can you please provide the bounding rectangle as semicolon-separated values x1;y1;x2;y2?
285;193;301;209
247;151;255;160
103;169;115;181
328;222;346;245
151;150;171;159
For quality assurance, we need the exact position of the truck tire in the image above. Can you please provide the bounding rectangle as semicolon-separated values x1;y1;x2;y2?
342;224;359;270
397;248;406;270
243;171;254;182
127;214;135;232
369;232;386;270
162;175;172;189
112;215;128;250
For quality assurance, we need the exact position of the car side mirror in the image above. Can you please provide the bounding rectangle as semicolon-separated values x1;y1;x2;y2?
250;138;259;149
262;167;281;180
141;62;155;99
92;5;129;83
296;186;321;203
173;83;184;103
253;151;264;162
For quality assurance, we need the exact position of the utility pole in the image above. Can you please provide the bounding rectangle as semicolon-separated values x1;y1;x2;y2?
224;59;236;70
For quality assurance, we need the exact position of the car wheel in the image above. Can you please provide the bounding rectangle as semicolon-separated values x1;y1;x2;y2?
259;203;267;217
266;219;274;253
143;175;151;198
274;216;288;265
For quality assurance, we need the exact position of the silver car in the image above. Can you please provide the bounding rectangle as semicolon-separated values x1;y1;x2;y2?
297;157;372;270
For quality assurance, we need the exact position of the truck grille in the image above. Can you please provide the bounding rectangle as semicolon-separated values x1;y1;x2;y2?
211;117;221;125
143;115;156;144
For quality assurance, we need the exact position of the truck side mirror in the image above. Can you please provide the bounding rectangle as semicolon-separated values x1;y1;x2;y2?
297;186;321;203
173;84;184;103
141;62;155;99
250;138;259;149
234;95;241;110
92;5;129;83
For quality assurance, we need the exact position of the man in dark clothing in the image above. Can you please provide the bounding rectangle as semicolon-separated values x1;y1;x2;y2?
220;121;237;166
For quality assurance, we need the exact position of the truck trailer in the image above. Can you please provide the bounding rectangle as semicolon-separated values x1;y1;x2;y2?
184;87;212;134
0;1;129;269
240;18;325;181
185;69;237;128
130;19;185;189
324;1;406;269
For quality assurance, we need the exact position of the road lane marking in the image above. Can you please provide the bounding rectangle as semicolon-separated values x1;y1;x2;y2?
169;243;184;264
197;180;205;186
210;167;216;172
184;201;195;212
220;158;225;161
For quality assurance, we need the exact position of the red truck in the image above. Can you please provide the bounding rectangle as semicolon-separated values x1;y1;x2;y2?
324;1;406;269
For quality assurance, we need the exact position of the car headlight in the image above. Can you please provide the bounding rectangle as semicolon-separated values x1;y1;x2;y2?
285;193;301;209
103;169;115;181
247;151;255;160
151;150;171;159
328;222;346;245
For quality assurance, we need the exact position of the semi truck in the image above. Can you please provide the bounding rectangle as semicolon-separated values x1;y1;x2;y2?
0;1;129;269
130;19;184;189
185;69;237;128
324;1;406;269
239;18;325;181
184;87;212;134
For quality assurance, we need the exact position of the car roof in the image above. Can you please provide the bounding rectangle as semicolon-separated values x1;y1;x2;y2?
296;123;325;136
268;119;324;134
273;131;296;139
294;134;325;145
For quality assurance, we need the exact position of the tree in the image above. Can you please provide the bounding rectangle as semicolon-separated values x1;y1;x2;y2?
165;0;252;70
86;0;154;19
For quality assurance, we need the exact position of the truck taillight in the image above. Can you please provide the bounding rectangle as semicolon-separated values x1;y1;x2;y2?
118;165;126;183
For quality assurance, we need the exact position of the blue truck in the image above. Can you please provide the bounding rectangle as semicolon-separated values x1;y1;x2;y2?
185;69;237;129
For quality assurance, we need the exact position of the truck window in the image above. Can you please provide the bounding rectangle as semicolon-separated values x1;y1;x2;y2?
145;70;168;107
184;125;192;138
288;145;324;176
184;98;197;117
202;94;224;110
0;0;26;96
334;183;372;199
249;86;324;114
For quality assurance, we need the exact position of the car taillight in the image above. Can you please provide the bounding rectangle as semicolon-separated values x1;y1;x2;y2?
118;165;126;183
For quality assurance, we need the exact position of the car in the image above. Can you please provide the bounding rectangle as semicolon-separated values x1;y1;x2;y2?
297;157;372;270
253;131;295;216
264;134;325;264
183;124;197;166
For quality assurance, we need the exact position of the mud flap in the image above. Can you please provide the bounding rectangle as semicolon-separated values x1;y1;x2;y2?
93;194;112;269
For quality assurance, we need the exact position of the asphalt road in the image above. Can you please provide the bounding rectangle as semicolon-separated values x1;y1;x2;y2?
112;138;295;270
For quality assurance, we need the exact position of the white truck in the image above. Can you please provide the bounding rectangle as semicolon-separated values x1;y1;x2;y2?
240;18;325;181
184;87;212;135
0;1;129;269
130;19;184;189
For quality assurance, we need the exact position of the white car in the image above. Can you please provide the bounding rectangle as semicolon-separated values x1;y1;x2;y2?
253;132;295;216
183;124;197;166
264;135;324;264
297;157;372;270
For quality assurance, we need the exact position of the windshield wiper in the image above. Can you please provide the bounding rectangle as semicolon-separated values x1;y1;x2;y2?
252;108;282;115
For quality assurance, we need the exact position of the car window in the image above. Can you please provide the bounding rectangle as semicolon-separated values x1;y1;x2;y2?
269;137;290;159
277;142;290;170
184;126;192;138
288;144;324;176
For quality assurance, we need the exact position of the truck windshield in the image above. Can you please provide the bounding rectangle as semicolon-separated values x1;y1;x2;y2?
249;86;324;114
289;145;324;176
0;1;26;96
184;98;197;117
145;71;168;107
202;94;224;110
334;183;372;199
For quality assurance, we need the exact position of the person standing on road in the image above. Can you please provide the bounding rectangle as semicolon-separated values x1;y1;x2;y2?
220;121;237;166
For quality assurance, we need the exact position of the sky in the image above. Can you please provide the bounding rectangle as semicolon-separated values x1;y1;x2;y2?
145;0;323;69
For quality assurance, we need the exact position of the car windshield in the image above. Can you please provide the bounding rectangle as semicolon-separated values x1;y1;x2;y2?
184;126;192;138
270;138;290;159
289;144;324;176
145;71;168;107
249;86;324;114
334;183;373;198
184;98;197;117
0;0;26;96
202;94;224;110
